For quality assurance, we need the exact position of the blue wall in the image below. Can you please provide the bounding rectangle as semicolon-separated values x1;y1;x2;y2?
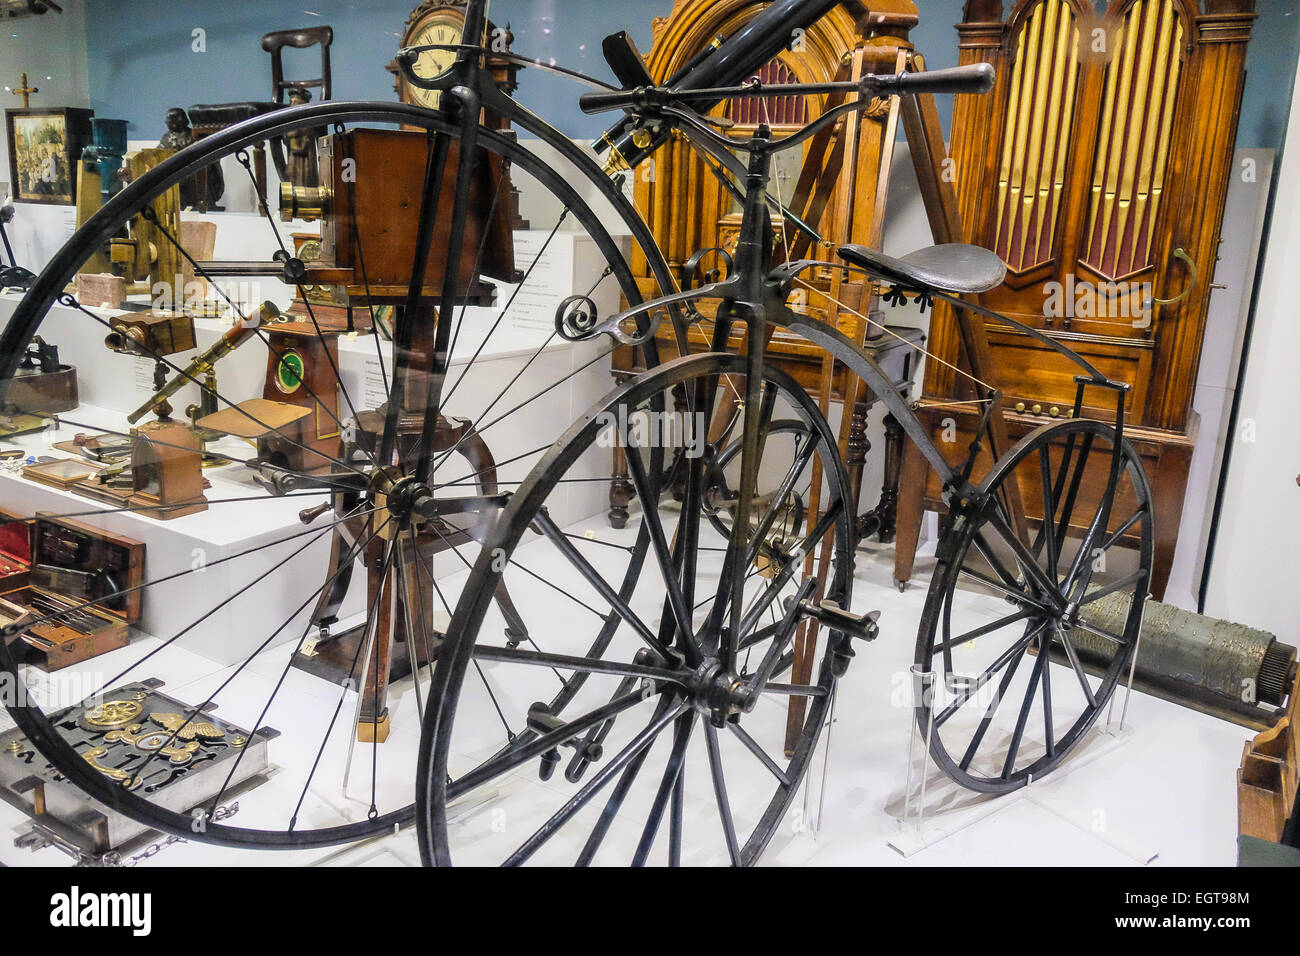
82;0;674;141
82;0;1299;148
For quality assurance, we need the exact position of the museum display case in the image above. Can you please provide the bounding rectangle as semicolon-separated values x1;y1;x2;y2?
0;0;1292;885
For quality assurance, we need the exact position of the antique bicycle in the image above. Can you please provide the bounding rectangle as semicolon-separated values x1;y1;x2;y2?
0;0;1151;865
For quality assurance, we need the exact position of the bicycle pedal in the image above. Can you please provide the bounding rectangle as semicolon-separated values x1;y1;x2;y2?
792;598;880;643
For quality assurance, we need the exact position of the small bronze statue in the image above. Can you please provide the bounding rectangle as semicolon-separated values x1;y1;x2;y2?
282;87;321;190
161;107;224;211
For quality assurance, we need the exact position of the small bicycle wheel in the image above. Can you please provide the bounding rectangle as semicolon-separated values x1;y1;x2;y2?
0;100;674;850
417;354;857;866
915;417;1154;793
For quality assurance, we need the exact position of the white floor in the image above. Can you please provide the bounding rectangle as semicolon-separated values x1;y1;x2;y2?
0;514;1251;867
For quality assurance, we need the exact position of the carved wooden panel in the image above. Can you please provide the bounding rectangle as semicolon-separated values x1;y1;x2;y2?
724;59;809;126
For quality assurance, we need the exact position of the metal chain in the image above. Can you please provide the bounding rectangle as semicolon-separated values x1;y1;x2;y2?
116;803;241;867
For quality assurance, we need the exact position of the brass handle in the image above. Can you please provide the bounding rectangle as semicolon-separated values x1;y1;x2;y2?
1142;247;1197;310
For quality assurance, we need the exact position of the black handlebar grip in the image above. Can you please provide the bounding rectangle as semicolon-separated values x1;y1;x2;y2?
580;88;640;114
872;63;996;97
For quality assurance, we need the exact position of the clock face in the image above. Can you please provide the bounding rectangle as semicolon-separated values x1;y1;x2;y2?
405;14;465;108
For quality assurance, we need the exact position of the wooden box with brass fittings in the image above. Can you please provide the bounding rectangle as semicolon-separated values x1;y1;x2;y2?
103;311;197;357
0;507;32;593
1;515;145;671
278;127;520;303
128;420;208;520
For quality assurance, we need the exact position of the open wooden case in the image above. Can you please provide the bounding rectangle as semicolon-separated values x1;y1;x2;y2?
0;509;32;592
0;515;145;671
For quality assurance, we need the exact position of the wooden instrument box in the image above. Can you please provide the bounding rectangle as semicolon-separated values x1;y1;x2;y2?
0;516;145;671
129;419;207;519
292;128;520;302
0;510;32;593
262;321;341;472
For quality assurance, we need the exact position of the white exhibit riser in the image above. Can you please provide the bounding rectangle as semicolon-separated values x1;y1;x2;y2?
0;229;622;666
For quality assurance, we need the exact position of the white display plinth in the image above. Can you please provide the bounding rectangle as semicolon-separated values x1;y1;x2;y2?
0;228;622;666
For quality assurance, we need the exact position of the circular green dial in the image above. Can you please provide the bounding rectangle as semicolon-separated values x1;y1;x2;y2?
276;350;306;394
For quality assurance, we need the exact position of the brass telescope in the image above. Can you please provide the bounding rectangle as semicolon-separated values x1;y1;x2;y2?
127;301;280;424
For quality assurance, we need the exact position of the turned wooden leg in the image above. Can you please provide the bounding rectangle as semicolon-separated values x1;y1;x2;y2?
893;435;929;592
358;534;393;743
875;413;904;543
1148;444;1192;602
845;397;871;528
609;441;632;529
253;142;268;217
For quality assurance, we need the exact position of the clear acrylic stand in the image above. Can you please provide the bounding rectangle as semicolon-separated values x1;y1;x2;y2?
890;605;1157;864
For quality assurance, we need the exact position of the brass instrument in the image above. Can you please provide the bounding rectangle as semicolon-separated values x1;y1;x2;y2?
126;301;280;424
104;311;197;357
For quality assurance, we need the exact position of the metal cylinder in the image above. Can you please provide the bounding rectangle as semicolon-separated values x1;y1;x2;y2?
1076;594;1297;729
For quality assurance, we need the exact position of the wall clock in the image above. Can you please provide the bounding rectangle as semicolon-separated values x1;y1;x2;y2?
391;1;469;109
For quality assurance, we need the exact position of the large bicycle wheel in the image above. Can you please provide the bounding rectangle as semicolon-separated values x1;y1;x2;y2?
416;354;858;866
915;418;1154;793
0;101;676;851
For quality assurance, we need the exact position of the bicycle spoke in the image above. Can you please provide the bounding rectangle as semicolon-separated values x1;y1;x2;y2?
531;510;673;660
1037;444;1059;583
1000;633;1048;780
727;722;790;786
958;644;1026;772
624;442;693;651
289;529;397;829
472;645;685;686
1055;625;1097;707
575;697;673;865
502;702;686;866
133;515;390;792
1040;629;1055;758
703;723;741;865
211;520;391;813
95;504;379;696
1079;568;1148;606
933;631;1036;727
932;607;1037;656
447;691;650;800
632;710;695;866
1094;507;1148;556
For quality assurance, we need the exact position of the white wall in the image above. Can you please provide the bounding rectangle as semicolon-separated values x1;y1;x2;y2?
1204;49;1300;639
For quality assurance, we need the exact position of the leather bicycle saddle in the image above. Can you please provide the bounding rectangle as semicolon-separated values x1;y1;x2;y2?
837;242;1006;295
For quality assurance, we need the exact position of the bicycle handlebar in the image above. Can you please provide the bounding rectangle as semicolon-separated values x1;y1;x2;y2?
579;63;995;115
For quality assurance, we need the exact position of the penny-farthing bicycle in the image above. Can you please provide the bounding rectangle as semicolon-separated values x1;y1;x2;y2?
412;40;1153;863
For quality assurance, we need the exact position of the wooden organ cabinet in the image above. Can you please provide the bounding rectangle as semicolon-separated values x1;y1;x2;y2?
894;0;1256;598
609;0;927;532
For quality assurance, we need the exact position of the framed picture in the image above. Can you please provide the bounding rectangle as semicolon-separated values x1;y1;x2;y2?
5;107;93;205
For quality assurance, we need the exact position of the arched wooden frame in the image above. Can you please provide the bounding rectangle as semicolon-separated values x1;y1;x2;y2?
631;0;860;307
